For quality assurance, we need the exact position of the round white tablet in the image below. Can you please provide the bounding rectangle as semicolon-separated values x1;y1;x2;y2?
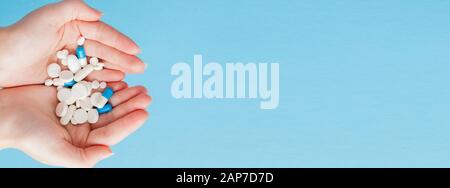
47;63;61;78
73;109;88;124
87;109;99;124
59;70;74;82
67;55;81;73
55;102;68;117
57;88;71;102
44;79;53;86
56;50;68;60
91;80;100;89
80;97;93;110
89;57;99;65
99;81;107;89
71;83;89;100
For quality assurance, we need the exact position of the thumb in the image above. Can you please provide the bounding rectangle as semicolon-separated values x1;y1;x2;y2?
30;0;102;29
57;142;113;168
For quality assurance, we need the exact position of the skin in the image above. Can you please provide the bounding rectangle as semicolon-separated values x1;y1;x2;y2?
0;0;151;167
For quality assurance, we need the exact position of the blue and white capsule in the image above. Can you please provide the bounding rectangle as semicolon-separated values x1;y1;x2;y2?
91;87;114;114
76;37;87;67
64;80;77;87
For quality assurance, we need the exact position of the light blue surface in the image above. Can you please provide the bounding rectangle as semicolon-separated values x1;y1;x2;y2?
1;0;450;167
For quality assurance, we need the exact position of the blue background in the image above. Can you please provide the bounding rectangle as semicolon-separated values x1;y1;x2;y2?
1;0;450;167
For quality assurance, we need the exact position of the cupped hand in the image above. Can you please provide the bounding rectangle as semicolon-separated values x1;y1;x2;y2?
0;82;151;167
0;0;145;87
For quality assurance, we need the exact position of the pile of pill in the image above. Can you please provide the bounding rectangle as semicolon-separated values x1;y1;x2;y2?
45;37;114;126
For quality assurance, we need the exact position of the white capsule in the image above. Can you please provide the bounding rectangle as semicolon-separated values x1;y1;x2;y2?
80;97;93;111
74;64;94;82
90;92;108;108
47;63;61;78
57;88;71;103
44;79;53;86
60;105;76;126
91;80;100;89
67;55;81;73
77;37;86;46
89;57;99;65
87;108;99;124
79;58;87;67
55;102;68;117
71;83;89;100
59;70;74;82
73;109;88;124
99;81;107;89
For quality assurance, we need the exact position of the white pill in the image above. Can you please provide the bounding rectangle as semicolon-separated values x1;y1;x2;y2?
80;81;92;96
76;99;81;108
59;70;74;82
80;97;93;111
47;63;61;78
70;118;78;125
87;109;99;124
91;80;100;89
73;109;88;124
93;63;104;71
52;78;65;86
60;105;76;126
61;58;68;66
77;37;86;46
65;95;76;105
55;102;68;117
56;50;68;60
74;64;94;82
44;79;53;86
67;55;81;73
89;57;99;65
57;88;71;102
71;83;89;100
99;81;107;89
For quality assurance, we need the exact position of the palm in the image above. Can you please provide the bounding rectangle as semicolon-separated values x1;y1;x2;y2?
6;84;150;167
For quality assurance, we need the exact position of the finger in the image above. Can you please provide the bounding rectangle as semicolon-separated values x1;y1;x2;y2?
91;93;151;129
87;110;149;146
109;86;148;107
53;142;112;168
76;21;140;54
84;40;146;73
34;0;102;29
86;69;125;82
106;81;129;92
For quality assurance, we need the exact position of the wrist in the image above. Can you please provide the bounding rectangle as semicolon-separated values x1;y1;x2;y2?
0;90;18;149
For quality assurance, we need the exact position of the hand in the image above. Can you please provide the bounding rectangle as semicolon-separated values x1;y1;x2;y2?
0;83;151;167
0;0;145;87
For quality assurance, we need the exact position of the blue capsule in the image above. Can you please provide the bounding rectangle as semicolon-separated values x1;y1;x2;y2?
76;46;86;59
64;80;77;87
102;87;114;100
97;103;112;114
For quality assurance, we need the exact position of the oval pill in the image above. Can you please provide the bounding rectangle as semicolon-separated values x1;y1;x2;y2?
55;102;68;117
57;88;71;102
74;64;94;82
